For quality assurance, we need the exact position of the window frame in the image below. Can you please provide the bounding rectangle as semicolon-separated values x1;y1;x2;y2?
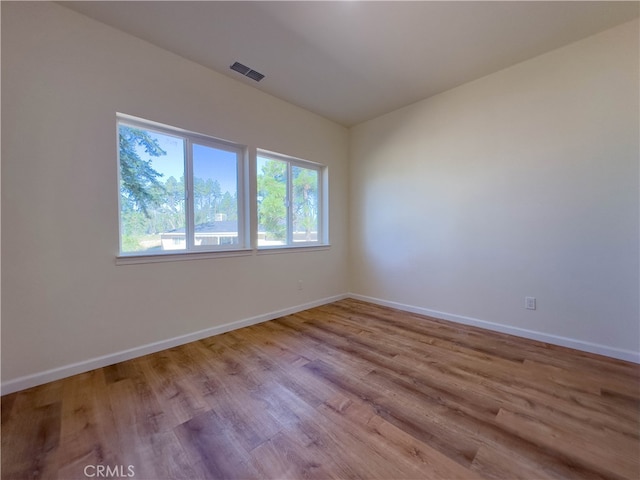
256;149;327;250
116;114;248;258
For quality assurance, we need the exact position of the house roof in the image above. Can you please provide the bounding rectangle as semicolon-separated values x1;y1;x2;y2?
163;221;238;235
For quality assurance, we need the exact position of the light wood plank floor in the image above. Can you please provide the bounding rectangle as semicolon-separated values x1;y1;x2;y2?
2;298;639;479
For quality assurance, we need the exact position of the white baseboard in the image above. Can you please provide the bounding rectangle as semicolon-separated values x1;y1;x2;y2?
1;294;348;395
348;293;640;364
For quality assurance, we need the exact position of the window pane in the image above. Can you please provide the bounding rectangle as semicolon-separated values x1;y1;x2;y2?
119;124;186;253
257;156;287;246
192;143;239;247
292;166;319;243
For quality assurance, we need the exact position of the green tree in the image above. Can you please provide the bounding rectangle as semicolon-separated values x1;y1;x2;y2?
119;125;166;218
162;176;185;230
194;177;222;224
292;166;318;241
219;191;238;221
257;159;287;240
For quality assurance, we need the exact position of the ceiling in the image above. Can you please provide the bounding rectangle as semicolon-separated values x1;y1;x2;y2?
59;1;639;127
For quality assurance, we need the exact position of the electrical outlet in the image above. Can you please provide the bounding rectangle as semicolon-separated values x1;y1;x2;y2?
525;296;536;310
298;280;303;291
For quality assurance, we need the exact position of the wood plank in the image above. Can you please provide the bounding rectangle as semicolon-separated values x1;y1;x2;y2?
318;399;484;479
55;370;121;480
303;358;481;467
471;445;557;480
496;408;639;480
174;409;260;479
1;394;61;480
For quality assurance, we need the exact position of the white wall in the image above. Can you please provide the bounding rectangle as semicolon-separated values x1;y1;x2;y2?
1;2;349;387
350;20;640;360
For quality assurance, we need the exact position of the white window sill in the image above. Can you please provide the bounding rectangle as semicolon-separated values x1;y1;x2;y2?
116;244;331;265
116;248;253;265
256;244;331;255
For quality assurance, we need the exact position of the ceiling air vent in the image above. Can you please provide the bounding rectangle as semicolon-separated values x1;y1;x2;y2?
230;61;265;82
245;69;265;82
230;61;250;75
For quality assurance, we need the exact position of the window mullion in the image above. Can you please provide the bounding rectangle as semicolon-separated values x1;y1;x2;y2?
287;162;293;245
315;169;324;246
185;138;195;251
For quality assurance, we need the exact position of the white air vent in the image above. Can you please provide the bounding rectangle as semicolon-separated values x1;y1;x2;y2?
230;62;265;82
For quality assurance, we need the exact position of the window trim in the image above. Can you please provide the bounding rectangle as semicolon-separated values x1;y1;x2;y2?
256;149;327;249
115;248;254;265
116;114;247;257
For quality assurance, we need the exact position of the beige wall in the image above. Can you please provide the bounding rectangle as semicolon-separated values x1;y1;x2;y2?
1;2;349;385
350;20;639;358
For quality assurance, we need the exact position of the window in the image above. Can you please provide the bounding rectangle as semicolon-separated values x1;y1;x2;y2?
257;151;325;247
118;116;245;256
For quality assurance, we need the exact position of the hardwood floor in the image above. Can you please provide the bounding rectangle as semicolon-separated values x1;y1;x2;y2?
2;298;639;479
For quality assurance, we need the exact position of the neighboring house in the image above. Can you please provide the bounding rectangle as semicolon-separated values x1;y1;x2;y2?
161;222;319;249
161;220;239;250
